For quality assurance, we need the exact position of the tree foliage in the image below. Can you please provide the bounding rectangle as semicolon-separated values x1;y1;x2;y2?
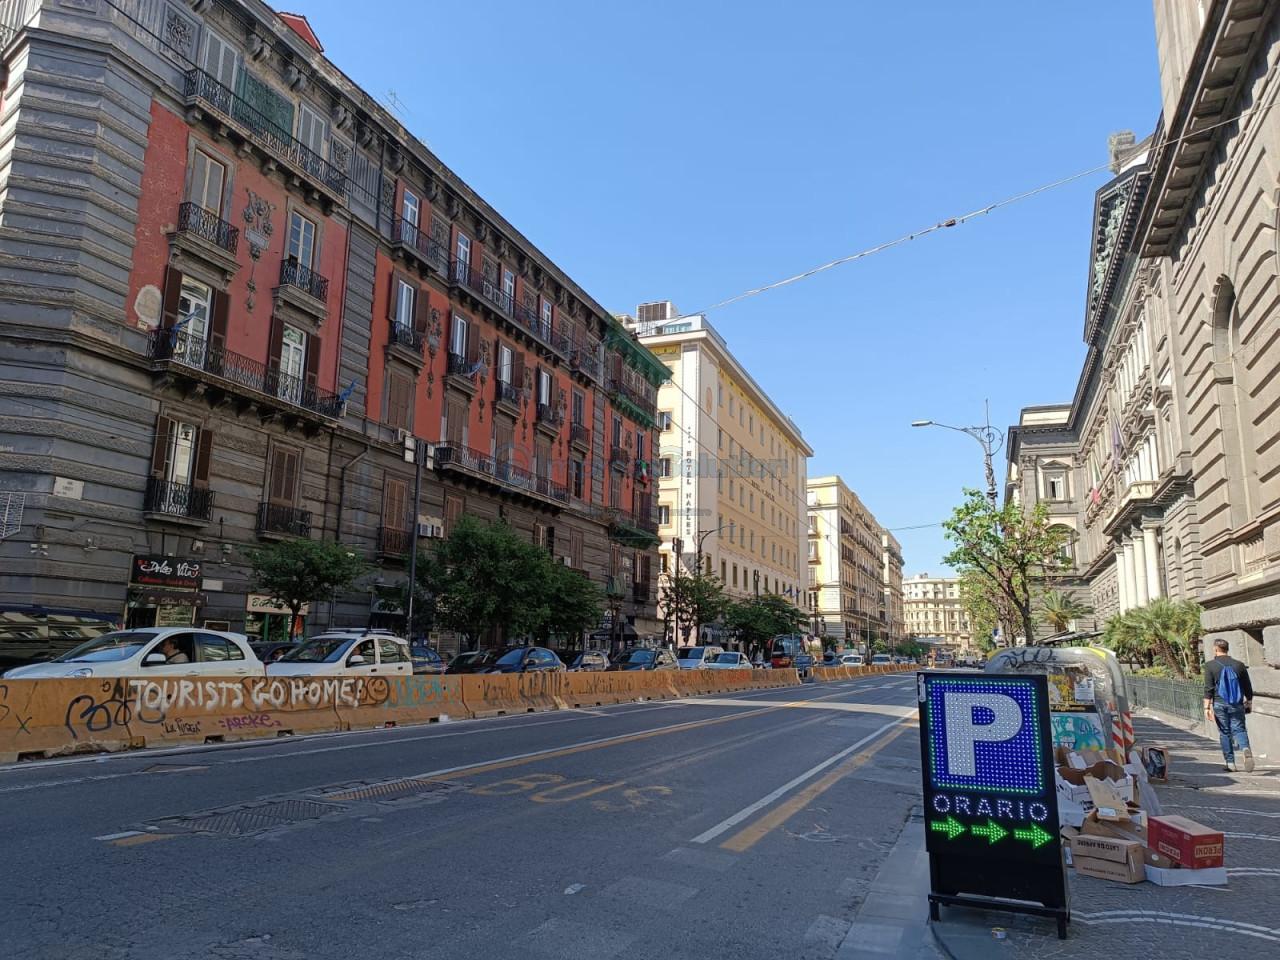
244;539;370;625
943;489;1068;646
662;568;727;641
413;516;601;647
723;593;806;649
1040;589;1094;634
1102;598;1203;678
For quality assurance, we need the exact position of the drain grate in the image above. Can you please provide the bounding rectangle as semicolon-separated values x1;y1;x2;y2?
314;777;459;804
147;798;347;837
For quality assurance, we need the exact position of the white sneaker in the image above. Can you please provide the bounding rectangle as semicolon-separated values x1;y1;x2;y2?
1242;749;1255;773
1224;761;1236;772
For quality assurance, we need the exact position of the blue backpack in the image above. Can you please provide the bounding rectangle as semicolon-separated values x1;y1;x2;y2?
1216;663;1243;705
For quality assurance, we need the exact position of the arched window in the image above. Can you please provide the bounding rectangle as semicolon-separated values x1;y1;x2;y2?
1211;276;1257;525
1050;525;1076;566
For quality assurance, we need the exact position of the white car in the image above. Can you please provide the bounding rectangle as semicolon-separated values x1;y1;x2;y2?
2;627;261;679
704;651;750;670
266;632;411;677
870;654;892;666
837;653;865;667
675;645;724;670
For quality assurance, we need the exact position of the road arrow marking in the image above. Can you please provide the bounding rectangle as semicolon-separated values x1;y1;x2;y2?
1014;824;1053;849
970;819;1008;844
930;815;965;840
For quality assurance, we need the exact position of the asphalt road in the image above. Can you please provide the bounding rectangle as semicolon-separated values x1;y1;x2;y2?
0;673;923;960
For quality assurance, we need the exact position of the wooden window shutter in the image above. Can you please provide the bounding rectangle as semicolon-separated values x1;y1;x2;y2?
305;335;321;387
161;265;184;329
608;352;623;383
383;477;408;529
387;270;400;322
512;349;525;391
446;396;466;446
466;326;481;364
193;426;213;487
210;287;229;350
414;286;429;333
269;447;299;504
150;415;174;476
268;317;285;370
444;494;463;535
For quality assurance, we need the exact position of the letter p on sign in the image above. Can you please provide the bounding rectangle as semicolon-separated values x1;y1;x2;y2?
942;692;1023;777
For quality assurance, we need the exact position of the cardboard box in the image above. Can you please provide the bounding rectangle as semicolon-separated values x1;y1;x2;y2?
1145;864;1228;886
1087;775;1135;820
1081;806;1147;841
1148;815;1224;869
1061;825;1080;867
1071;834;1141;864
1074;850;1145;884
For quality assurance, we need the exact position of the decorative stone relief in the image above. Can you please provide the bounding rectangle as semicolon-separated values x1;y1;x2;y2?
425;370;434;399
242;189;276;312
134;285;162;331
164;5;197;59
475;220;489;243
329;139;350;174
247;32;269;62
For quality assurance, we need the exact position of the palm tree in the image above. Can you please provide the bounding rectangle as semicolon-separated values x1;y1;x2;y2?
1101;598;1203;677
1040;590;1093;634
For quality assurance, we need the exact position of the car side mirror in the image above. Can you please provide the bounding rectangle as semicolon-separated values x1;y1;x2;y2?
143;652;167;666
348;654;367;666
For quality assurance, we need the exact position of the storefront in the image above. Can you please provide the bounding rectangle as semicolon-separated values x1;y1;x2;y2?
125;555;205;628
245;595;308;643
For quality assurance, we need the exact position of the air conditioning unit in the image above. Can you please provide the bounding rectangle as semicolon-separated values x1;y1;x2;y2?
558;555;572;567
417;521;444;538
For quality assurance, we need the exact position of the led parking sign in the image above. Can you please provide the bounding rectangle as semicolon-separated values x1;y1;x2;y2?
918;671;1069;937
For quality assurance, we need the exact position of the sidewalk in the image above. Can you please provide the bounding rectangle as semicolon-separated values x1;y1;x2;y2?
929;712;1280;958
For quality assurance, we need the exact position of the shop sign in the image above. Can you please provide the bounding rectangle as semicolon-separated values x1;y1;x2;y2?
918;672;1069;936
156;603;195;627
131;555;201;589
246;594;310;616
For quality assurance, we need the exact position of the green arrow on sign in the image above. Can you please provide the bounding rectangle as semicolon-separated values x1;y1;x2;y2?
970;819;1009;845
929;815;965;840
1013;824;1053;849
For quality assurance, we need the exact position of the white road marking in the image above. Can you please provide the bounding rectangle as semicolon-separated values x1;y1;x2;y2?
688;715;911;845
1074;910;1280;943
93;830;144;841
1175;804;1280;819
1224;831;1280;842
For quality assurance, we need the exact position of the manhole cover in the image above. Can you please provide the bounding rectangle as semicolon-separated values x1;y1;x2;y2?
314;777;459;804
146;798;347;837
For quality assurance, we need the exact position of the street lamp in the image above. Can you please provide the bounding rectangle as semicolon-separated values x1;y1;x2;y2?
694;523;730;578
911;405;1004;504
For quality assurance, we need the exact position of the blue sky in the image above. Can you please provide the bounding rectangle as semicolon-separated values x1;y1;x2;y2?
297;0;1161;572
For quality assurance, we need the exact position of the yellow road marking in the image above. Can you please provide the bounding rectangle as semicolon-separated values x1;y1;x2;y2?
110;832;174;847
719;725;912;853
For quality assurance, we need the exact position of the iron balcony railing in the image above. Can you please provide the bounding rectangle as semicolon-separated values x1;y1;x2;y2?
568;341;603;380
632;581;652;604
280;258;329;302
607;376;657;419
436;446;568;504
609;444;630;467
150;329;344;418
176;201;239;255
389;320;425;355
143;477;213;522
536;403;562;428
183;68;346;197
256;502;312;537
447;352;477;378
569;422;589;447
449;260;568;357
616;510;659;536
377;526;413;557
495;379;521;406
390;218;448;274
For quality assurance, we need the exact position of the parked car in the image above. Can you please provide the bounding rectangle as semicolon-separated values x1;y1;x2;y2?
675;645;723;670
410;642;446;675
837;653;864;667
608;648;678;671
705;651;751;670
568;651;610;672
446;650;500;674
870;653;892;666
266;632;411;677
251;641;298;663
3;627;261;679
483;646;565;674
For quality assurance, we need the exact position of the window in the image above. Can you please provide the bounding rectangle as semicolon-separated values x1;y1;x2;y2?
401;189;420;229
570;529;584;568
538;369;552;407
572;458;585;499
267;445;300;505
296;103;327;156
1047;474;1066;500
636;433;645;462
450;314;468;359
659;411;673;431
165;421;198;485
287;211;316;268
386;369;412;431
498;344;514;385
717;427;722;449
732;564;738;587
378;638;407;664
541;299;553;334
445;395;467;446
176;277;212;361
572;390;585;426
658;505;670;525
394;278;416;329
195;633;243;662
204;30;239;88
501;268;516;310
190;150;226;216
278;325;307;401
383;476;408;532
456;232;471;273
658;458;672;478
721;560;727;582
612;415;622;447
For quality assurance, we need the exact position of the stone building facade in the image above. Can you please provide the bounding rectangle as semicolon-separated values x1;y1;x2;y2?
0;0;663;653
902;573;972;652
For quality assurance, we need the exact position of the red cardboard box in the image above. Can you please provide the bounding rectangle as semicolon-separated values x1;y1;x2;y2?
1148;815;1224;869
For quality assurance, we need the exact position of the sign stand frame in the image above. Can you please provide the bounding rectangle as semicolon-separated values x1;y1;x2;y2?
918;671;1070;940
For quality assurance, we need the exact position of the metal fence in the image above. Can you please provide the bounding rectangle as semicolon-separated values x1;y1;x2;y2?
1126;674;1204;723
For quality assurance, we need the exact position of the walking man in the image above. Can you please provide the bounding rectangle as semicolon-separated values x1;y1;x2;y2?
1203;638;1254;772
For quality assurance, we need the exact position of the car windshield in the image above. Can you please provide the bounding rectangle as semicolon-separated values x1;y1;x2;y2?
280;637;353;663
53;630;159;663
619;649;655;663
708;653;736;664
495;648;529;666
675;647;702;660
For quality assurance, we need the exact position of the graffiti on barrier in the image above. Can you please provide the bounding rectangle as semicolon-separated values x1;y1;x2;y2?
162;717;201;736
1051;712;1106;751
218;714;281;731
0;684;33;736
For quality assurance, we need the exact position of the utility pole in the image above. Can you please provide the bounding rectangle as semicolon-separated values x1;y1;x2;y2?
403;436;432;639
911;400;1004;505
671;537;683;648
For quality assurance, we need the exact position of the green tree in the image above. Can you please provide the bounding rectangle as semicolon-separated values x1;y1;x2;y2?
1102;598;1202;678
662;568;727;642
723;593;806;650
1040;589;1094;634
244;539;370;634
527;562;603;647
943;489;1068;646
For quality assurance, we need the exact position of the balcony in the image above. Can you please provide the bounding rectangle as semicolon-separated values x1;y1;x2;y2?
143;477;213;524
377;526;413;559
390;218;448;276
495;378;521;411
604;508;659;548
280;258;329;303
182;68;346;206
150;329;344;424
569;422;590;450
388;320;425;360
256;502;312;538
435;446;568;508
607;376;657;429
449;260;569;359
567;339;603;382
176;201;239;255
632;581;652;604
536;403;562;432
609;445;630;470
